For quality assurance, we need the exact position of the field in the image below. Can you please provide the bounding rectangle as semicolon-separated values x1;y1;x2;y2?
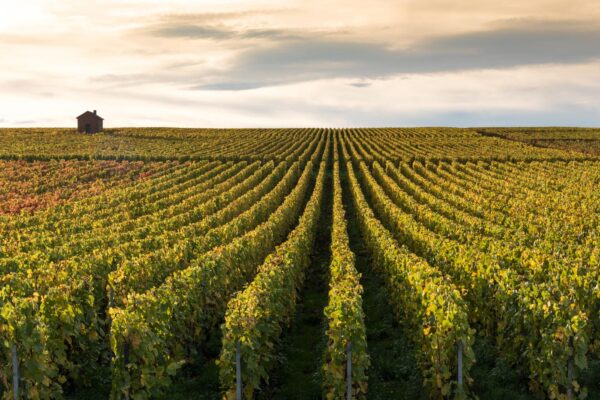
0;128;599;400
478;128;600;156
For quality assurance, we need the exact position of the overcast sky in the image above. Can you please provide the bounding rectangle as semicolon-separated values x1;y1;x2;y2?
1;0;599;127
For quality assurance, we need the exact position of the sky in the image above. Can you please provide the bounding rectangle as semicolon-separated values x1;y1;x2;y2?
0;0;599;127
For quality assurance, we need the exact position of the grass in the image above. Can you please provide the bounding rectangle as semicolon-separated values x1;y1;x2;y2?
256;168;333;400
342;164;426;400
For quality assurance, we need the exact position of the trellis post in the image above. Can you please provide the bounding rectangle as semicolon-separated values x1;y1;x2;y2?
567;336;574;400
236;341;242;400
12;343;19;400
346;342;352;400
123;341;130;400
457;340;464;392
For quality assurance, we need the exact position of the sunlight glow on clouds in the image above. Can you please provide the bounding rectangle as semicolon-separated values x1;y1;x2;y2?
0;0;599;127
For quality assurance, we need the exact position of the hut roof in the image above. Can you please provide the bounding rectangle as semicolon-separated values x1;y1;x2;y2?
77;111;104;120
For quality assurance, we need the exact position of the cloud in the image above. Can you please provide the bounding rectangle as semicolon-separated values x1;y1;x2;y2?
142;8;310;41
145;20;337;42
196;82;267;91
149;9;289;26
349;81;371;88
148;25;310;41
152;25;235;40
188;20;600;90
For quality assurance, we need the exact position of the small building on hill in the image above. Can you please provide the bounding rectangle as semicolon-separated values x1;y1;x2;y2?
77;110;103;133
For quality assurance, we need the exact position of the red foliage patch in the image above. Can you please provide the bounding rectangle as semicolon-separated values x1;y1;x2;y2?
0;160;169;215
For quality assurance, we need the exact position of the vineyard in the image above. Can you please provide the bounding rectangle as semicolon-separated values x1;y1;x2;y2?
0;128;599;399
